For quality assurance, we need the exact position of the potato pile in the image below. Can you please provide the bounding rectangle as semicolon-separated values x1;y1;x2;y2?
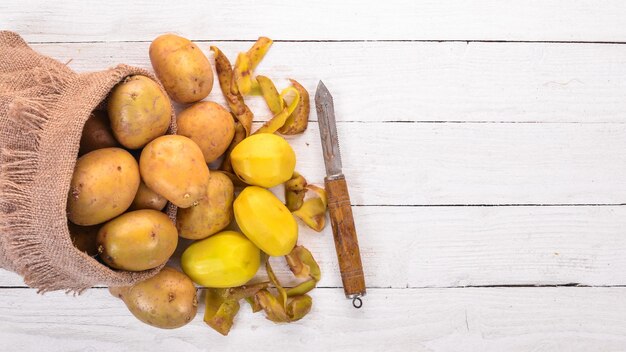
67;34;328;335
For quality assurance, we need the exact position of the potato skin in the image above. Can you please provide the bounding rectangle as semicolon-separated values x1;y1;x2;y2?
176;102;235;163
278;79;310;135
177;171;234;240
109;267;198;329
79;110;120;156
107;75;172;149
149;34;213;104
97;209;178;271
67;148;140;226
129;181;168;211
140;135;210;208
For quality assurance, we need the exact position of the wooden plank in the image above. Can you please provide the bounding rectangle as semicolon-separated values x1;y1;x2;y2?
3;0;626;42
3;206;626;288
1;43;620;206
288;122;626;206
2;287;626;351
6;44;626;204
30;41;626;123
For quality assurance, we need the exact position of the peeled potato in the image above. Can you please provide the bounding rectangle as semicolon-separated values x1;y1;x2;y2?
177;101;235;163
67;148;140;226
149;34;213;103
177;171;234;240
181;231;260;288
230;133;296;188
110;267;198;329
129;181;168;211
107;75;172;149
140;135;210;208
234;186;298;256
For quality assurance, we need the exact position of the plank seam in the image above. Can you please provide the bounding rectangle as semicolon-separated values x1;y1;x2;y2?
25;40;626;45
326;121;626;124
353;204;626;207
248;120;626;124
2;284;626;290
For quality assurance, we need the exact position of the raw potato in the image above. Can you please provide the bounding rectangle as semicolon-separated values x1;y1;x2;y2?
150;34;213;103
234;186;298;256
67;148;140;226
107;75;172;149
129;181;168;211
181;231;260;288
110;267;198;329
140;135;210;208
68;222;99;256
79;110;120;155
177;171;234;240
230;133;296;188
177;102;235;163
97;209;178;271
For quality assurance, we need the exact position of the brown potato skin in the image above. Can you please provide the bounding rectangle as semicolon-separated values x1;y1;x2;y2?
107;75;172;149
177;101;235;163
109;267;198;329
140;135;210;208
129;181;168;211
97;209;178;271
278;79;310;135
149;34;213;104
177;171;234;240
79;110;120;156
68;222;100;256
67;148;140;226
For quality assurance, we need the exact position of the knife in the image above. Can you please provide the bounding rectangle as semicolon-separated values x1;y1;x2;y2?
315;81;366;308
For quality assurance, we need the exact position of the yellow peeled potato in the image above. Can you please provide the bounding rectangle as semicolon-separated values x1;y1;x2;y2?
177;171;234;240
67;148;140;226
107;75;172;149
177;102;235;163
149;34;213;103
230;133;296;188
234;186;298;256
140;135;210;208
181;231;260;288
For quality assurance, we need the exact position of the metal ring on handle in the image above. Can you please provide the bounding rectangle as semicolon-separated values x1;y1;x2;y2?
352;296;363;309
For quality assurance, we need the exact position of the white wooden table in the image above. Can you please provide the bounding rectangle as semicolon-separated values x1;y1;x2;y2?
3;1;626;350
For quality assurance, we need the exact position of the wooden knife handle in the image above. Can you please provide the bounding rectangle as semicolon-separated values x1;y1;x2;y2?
325;175;366;298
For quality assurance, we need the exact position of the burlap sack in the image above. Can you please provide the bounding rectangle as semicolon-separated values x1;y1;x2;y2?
0;31;175;292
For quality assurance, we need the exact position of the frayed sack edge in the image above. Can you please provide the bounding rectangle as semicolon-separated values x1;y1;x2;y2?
0;63;175;294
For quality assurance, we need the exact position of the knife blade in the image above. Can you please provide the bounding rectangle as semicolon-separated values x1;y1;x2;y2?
315;81;342;177
316;81;366;308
